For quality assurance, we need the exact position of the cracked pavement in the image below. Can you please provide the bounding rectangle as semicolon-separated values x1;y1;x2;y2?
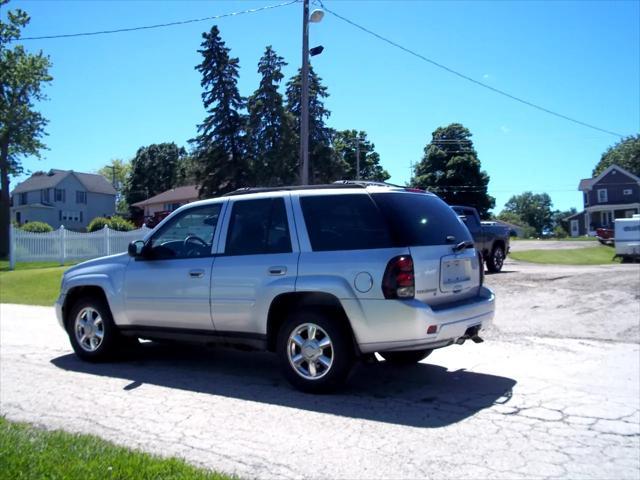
1;260;639;479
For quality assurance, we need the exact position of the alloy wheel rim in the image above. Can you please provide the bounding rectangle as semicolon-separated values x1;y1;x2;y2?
287;323;334;380
494;249;504;269
74;307;104;352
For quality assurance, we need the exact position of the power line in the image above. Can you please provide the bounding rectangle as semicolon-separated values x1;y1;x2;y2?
318;1;626;139
10;0;299;41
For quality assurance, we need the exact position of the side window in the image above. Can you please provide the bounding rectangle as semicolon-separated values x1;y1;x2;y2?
225;198;292;256
149;204;222;259
300;194;393;251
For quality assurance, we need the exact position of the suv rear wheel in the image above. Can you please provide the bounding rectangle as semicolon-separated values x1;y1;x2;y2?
66;296;126;362
380;349;432;365
486;245;505;273
277;310;353;393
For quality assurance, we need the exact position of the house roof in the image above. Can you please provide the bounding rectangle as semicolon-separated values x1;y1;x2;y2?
578;164;640;191
132;185;199;208
11;169;116;195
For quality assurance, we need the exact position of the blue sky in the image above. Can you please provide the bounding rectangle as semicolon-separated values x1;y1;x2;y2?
5;0;640;213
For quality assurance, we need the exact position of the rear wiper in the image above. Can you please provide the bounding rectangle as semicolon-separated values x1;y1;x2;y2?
452;240;474;252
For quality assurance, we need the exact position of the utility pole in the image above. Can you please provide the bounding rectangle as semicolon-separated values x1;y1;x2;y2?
300;0;310;185
355;135;361;180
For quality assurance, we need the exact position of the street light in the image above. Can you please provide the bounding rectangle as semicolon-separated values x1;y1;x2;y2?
300;0;324;185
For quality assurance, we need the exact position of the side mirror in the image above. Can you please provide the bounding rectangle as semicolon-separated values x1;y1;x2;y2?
128;240;146;258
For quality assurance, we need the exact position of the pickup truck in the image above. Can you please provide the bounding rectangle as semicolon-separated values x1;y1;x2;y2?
451;206;510;272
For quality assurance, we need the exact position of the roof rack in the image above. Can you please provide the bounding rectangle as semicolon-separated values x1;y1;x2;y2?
332;180;404;188
222;183;367;197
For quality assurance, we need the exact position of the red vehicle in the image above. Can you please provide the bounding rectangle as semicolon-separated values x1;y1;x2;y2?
596;227;614;245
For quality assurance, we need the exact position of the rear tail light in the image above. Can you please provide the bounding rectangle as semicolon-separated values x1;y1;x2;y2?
477;250;484;286
382;255;415;299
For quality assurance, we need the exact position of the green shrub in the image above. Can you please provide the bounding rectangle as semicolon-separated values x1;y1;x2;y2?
522;225;538;239
20;221;53;233
553;225;568;238
87;217;110;232
108;215;135;232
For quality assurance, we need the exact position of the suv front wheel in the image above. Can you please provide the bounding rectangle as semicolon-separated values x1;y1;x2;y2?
277;310;353;393
66;296;126;362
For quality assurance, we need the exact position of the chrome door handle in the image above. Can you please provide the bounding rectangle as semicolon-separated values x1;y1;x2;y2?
268;266;287;276
189;269;205;278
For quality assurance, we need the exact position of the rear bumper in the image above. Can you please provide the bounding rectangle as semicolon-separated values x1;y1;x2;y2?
344;286;495;354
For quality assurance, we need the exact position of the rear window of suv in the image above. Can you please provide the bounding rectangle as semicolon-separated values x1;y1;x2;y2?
371;192;472;246
300;194;394;251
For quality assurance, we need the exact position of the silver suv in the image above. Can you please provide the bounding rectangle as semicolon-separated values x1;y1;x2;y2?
56;183;495;392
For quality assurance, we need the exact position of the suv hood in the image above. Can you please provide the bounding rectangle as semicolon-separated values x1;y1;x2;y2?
65;253;130;278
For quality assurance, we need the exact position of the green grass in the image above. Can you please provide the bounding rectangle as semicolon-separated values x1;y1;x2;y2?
0;260;81;306
510;246;621;265
0;417;232;480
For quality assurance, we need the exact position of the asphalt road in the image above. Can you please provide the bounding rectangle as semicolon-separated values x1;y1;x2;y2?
1;261;639;479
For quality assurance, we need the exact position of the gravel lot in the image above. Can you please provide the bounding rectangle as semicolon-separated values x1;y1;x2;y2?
1;259;639;479
510;240;600;251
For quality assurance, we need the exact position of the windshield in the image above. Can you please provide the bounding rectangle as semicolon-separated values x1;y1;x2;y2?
372;192;472;246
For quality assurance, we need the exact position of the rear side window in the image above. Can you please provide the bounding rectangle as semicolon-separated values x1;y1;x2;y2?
300;194;393;251
225;198;292;255
372;193;472;246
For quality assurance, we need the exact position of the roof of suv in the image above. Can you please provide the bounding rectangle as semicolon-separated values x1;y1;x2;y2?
222;181;436;198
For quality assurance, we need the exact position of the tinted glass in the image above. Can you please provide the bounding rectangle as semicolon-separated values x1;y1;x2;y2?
226;198;292;256
150;204;221;259
300;194;393;251
372;193;472;246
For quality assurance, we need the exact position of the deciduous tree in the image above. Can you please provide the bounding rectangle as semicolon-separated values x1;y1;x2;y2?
410;123;495;217
593;134;640;177
332;130;389;182
0;0;52;257
503;191;554;235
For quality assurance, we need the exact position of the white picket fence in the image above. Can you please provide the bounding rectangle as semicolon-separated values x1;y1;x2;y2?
8;224;152;270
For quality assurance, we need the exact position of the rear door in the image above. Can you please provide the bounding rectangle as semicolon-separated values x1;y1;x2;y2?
210;195;299;336
372;192;481;307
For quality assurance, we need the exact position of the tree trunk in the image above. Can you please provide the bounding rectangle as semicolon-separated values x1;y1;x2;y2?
0;139;11;259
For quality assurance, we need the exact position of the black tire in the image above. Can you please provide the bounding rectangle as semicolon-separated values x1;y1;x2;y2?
277;310;354;393
379;349;432;365
66;296;125;362
486;245;505;273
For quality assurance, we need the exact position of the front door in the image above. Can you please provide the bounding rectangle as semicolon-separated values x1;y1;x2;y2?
123;202;224;330
211;196;299;336
570;219;579;237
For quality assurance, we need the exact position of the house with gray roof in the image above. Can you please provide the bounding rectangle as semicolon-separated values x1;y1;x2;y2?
569;164;640;236
11;169;116;229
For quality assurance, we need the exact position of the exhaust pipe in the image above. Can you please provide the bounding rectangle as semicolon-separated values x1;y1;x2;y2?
455;326;484;345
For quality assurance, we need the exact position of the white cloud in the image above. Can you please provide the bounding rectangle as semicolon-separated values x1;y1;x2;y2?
500;125;510;134
482;73;491;79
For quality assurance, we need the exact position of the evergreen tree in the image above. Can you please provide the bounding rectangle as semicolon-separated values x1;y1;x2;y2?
410;123;495;217
286;66;343;183
333;130;390;182
191;26;247;197
247;46;297;186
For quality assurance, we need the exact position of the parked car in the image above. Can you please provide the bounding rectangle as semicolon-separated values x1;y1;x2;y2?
55;183;495;393
596;227;615;245
451;206;510;272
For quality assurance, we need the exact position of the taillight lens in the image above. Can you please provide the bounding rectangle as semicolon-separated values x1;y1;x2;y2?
477;250;484;286
382;255;415;299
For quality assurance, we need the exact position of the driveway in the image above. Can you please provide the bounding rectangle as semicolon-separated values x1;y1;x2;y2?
1;262;639;479
510;240;600;251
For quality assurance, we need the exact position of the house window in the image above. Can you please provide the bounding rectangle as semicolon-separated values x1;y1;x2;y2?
55;188;65;202
164;202;181;211
597;189;608;203
41;189;50;203
583;193;589;206
19;192;27;205
76;191;87;204
623;189;632;196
